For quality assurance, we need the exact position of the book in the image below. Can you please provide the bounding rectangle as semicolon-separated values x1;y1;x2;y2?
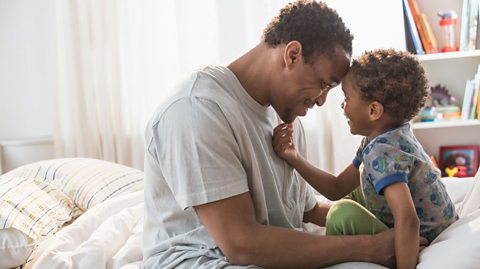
476;64;480;119
419;13;439;53
477;3;480;49
477;81;480;119
408;0;430;53
404;9;416;53
467;0;479;50
461;80;474;119
468;65;480;119
402;0;425;54
469;74;479;119
460;0;480;51
460;0;471;51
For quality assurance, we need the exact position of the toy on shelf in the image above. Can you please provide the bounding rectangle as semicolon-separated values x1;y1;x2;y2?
444;153;469;177
440;145;479;177
417;84;461;122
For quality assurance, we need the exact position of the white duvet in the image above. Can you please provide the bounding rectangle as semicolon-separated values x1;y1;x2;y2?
25;177;480;269
25;191;145;269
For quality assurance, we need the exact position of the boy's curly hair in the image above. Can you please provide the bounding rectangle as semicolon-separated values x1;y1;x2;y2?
263;0;353;64
349;49;430;123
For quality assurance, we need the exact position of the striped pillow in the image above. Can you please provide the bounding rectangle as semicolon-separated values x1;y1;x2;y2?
0;177;75;241
2;158;144;211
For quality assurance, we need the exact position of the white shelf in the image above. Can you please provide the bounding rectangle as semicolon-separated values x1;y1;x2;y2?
413;119;480;130
404;0;480;157
416;50;480;62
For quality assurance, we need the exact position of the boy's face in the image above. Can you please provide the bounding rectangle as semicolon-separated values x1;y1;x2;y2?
273;47;350;123
341;73;375;136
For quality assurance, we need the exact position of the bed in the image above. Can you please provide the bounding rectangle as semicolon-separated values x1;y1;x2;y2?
1;158;479;269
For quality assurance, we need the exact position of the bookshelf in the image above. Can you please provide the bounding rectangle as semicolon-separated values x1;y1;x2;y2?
413;50;480;158
413;119;480;129
406;0;480;162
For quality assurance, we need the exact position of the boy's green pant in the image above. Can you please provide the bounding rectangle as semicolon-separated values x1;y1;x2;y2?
325;187;389;235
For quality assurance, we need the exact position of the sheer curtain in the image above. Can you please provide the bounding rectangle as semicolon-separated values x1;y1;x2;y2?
53;0;289;170
53;0;405;172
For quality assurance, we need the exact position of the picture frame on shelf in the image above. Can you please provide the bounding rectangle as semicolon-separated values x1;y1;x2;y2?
439;145;479;177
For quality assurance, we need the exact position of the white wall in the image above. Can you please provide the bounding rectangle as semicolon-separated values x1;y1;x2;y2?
0;0;56;172
0;0;55;141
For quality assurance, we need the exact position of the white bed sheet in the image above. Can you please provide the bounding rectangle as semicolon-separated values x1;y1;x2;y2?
25;177;480;269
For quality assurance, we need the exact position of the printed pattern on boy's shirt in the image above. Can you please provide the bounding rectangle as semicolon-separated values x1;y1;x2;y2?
353;124;458;242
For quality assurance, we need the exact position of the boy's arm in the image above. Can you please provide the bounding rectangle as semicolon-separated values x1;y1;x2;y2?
289;156;360;200
272;123;359;200
383;182;420;269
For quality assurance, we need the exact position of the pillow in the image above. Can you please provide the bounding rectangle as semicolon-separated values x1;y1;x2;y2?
0;177;75;240
440;177;474;211
0;176;76;268
457;169;480;217
418;208;480;268
2;158;144;211
0;228;35;269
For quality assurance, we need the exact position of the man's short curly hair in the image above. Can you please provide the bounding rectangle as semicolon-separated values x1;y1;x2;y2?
349;49;430;123
263;0;353;64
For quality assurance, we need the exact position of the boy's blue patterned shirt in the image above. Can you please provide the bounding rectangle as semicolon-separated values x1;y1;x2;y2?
353;123;458;242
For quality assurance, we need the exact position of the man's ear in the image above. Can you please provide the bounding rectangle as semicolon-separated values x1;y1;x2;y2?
284;41;302;69
369;101;384;120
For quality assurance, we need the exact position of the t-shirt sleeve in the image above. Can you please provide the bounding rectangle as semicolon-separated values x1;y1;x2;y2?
304;185;318;213
151;97;249;209
353;137;369;168
362;141;414;194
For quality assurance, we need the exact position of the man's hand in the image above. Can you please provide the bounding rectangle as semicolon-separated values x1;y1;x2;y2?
371;229;396;268
370;229;429;268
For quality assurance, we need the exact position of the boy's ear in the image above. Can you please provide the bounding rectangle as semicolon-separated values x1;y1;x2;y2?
368;101;384;120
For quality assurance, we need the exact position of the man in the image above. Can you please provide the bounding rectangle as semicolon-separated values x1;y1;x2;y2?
143;1;395;268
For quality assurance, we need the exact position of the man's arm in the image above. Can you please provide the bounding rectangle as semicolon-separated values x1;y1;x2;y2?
194;192;395;269
303;201;330;227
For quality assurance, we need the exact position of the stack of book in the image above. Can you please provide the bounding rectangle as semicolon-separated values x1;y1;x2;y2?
461;64;480;119
460;0;480;51
403;0;439;54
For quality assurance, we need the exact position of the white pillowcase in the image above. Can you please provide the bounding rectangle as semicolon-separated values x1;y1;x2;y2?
418;208;480;268
440;177;474;211
0;228;35;269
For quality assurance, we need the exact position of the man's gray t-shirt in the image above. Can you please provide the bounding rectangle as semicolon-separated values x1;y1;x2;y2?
143;65;317;268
